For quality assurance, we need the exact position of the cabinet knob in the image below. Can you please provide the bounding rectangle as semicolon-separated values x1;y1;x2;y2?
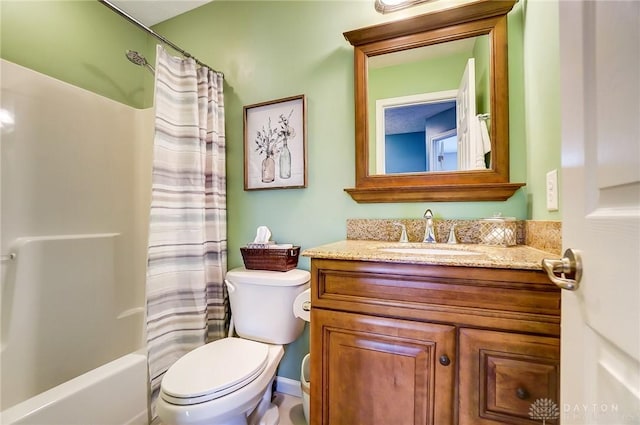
439;355;451;366
516;387;530;400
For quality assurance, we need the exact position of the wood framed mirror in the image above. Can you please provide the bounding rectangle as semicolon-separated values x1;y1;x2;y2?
344;0;524;203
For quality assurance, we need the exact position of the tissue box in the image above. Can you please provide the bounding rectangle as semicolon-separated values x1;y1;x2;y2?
478;217;516;246
240;246;300;271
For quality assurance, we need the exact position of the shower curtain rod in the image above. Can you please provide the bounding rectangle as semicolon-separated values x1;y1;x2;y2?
98;0;223;76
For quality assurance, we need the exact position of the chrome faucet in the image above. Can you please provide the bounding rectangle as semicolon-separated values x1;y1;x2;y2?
422;209;436;243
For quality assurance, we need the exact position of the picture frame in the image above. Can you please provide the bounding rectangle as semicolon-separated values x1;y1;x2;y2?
243;95;307;190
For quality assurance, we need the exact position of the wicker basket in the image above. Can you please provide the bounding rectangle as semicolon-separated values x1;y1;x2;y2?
240;246;300;272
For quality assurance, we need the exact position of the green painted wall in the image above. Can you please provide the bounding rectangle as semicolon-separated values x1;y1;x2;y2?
369;52;470;97
0;0;154;109
1;0;561;381
522;0;562;220
473;35;491;115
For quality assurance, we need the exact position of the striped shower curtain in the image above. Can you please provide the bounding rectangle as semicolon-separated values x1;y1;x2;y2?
146;45;227;418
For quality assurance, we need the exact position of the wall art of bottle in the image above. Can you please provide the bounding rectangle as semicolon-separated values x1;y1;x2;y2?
279;139;291;179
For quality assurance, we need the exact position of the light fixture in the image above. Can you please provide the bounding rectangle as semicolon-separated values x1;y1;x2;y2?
374;0;433;14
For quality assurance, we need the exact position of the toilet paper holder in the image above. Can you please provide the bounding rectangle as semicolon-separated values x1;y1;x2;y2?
293;288;312;322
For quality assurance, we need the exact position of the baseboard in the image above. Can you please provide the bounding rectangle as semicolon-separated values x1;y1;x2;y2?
275;376;302;398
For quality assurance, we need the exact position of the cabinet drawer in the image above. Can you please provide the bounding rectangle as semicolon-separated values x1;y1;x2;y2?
459;328;560;425
313;260;561;318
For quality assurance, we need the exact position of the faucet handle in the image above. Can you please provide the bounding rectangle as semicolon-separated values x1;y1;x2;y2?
393;222;409;243
447;224;458;244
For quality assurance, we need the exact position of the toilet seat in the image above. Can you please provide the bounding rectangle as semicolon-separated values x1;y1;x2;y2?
160;337;270;406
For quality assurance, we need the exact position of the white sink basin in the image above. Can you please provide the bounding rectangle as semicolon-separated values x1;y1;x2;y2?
378;247;479;256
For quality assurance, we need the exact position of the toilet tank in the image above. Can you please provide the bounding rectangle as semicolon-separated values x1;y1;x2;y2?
225;267;310;345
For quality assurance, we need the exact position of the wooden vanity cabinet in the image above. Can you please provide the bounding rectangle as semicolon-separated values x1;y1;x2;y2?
309;259;560;425
313;308;456;425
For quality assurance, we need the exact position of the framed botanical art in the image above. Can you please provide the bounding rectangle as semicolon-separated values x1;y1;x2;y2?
243;95;307;190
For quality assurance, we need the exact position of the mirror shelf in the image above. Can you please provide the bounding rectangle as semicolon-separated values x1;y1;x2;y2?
344;0;524;203
345;182;526;203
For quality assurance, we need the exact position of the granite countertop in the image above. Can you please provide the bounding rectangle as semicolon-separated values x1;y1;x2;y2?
302;240;556;271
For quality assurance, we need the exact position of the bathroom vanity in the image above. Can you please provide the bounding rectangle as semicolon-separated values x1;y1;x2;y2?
303;241;560;425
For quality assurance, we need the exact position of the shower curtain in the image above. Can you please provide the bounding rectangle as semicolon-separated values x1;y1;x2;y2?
146;45;227;418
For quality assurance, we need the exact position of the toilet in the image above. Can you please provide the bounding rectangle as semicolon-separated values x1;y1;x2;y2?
156;267;310;425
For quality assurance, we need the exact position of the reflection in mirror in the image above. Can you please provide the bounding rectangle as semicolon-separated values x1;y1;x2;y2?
368;35;491;175
430;128;457;172
374;91;456;173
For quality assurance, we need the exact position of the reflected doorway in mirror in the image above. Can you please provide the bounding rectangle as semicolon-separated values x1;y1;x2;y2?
430;129;458;172
375;90;457;174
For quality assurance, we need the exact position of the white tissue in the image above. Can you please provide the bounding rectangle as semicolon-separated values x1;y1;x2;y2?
248;226;295;249
269;244;293;249
293;288;311;322
253;226;272;245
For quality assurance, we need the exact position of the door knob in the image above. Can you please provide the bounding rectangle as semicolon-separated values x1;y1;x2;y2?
542;248;582;291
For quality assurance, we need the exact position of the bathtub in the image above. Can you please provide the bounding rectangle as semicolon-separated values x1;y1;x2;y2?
0;352;148;425
1;234;149;425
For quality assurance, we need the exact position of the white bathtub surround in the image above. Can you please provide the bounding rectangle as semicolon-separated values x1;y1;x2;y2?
146;45;228;420
0;234;144;409
1;59;152;425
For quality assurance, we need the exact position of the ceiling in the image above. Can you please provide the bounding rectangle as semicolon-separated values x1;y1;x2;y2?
385;101;456;135
109;0;213;26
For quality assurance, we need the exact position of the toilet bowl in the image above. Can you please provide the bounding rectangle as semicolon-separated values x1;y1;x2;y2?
156;267;310;425
157;338;283;425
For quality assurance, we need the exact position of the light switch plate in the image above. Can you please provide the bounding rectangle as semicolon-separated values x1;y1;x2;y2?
546;169;559;211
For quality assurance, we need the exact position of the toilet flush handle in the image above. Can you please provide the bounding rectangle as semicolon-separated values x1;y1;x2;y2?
224;279;236;293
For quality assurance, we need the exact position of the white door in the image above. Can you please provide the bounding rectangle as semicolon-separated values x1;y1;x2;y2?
456;58;476;171
558;1;640;424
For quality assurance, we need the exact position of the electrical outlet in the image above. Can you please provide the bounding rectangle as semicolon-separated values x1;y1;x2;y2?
546;169;558;211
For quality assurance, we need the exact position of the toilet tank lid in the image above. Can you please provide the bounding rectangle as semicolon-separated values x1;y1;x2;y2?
226;267;310;286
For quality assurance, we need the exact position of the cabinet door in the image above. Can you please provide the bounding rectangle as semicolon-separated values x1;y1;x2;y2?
459;328;560;425
311;308;456;425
